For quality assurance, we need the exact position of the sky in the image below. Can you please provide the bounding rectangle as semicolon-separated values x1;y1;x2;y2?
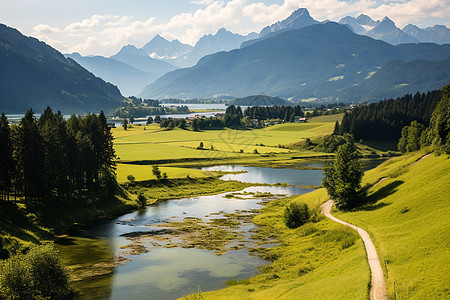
1;0;449;56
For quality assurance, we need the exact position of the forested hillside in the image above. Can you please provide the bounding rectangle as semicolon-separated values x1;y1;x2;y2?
0;24;123;113
340;89;441;141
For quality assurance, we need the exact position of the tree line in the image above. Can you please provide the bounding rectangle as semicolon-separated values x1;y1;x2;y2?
223;105;305;128
398;85;450;154
0;108;116;204
339;90;441;141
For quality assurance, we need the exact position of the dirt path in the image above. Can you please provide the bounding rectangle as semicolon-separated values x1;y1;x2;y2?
321;200;388;300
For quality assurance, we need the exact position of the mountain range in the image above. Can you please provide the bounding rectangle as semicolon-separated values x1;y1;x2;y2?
140;22;450;102
0;24;123;114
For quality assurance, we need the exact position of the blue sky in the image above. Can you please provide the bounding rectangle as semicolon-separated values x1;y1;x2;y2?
1;0;448;56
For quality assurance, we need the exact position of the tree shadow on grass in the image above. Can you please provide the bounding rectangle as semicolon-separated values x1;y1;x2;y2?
357;180;404;211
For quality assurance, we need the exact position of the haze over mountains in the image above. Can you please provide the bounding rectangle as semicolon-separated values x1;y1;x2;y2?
141;22;450;102
1;7;450;113
0;24;123;114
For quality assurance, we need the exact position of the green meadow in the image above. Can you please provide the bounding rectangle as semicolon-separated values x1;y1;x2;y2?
200;189;370;300
113;116;339;163
199;151;449;300
335;151;450;299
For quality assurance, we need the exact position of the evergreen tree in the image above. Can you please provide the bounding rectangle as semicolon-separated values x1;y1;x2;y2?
333;121;340;135
0;113;12;201
322;142;363;208
427;84;450;154
15;109;45;203
121;118;128;130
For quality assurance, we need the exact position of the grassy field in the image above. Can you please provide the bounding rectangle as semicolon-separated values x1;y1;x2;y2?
116;164;209;183
334;151;450;299
112;116;341;163
197;188;371;299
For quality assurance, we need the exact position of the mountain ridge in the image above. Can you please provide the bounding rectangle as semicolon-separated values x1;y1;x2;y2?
140;22;450;102
0;24;123;113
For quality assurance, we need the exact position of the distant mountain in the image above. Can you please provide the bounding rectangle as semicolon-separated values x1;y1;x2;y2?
366;17;419;45
402;24;450;44
142;34;192;62
347;59;450;101
174;28;257;68
0;24;123;114
259;8;318;38
140;22;450;102
339;14;450;45
65;53;157;97
233;95;289;106
110;45;176;76
241;8;319;48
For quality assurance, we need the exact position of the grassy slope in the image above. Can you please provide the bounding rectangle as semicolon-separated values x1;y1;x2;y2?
201;189;371;300
201;151;449;300
335;151;450;299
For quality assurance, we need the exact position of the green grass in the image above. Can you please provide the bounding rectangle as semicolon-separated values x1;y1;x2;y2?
116;164;209;183
126;177;252;203
335;151;450;299
200;189;370;300
113;119;341;163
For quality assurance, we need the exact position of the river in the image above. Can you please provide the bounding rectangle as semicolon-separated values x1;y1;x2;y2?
57;160;384;299
56;165;323;299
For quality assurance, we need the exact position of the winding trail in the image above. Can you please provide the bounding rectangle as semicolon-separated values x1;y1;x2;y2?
321;200;388;300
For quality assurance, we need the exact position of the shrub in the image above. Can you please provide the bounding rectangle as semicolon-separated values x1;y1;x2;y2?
127;174;135;184
0;244;75;299
284;202;311;229
137;193;147;208
152;165;162;180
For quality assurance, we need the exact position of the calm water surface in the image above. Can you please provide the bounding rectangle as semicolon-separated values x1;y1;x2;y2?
201;165;323;186
58;166;319;299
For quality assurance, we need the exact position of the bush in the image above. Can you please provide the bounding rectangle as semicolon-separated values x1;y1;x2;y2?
0;244;75;299
284;202;311;229
137;193;147;208
127;174;135;184
152;165;162;180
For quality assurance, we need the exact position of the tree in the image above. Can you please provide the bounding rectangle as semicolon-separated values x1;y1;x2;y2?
426;84;450;154
0;245;74;299
154;115;161;123
15;109;46;203
127;174;135;184
398;121;425;153
0;113;12;201
146;116;153;124
121;118;128;130
197;141;204;149
137;193;146;208
152;165;162;180
284;202;310;229
192;119;199;131
322;142;363;208
333;121;340;135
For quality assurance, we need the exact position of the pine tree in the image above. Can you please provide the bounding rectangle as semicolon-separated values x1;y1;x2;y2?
16;109;45;203
322;142;363;208
0;113;12;201
333;120;340;135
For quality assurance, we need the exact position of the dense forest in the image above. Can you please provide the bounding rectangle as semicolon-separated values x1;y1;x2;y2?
398;85;450;154
340;90;441;141
0;108;116;204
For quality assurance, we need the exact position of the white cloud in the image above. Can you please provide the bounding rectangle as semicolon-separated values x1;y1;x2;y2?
33;24;61;34
30;0;450;56
64;15;107;32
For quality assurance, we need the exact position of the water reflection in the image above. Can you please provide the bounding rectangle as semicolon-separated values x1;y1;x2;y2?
201;165;323;186
58;165;323;299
